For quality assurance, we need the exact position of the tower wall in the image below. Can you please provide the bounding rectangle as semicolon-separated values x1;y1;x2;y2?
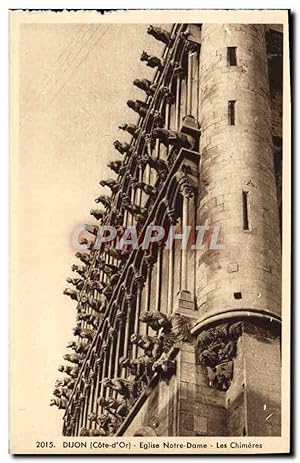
60;23;283;439
120;342;228;437
226;324;281;436
197;24;281;322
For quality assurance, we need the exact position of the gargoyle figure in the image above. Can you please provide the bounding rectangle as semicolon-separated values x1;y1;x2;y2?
63;288;79;301
53;387;71;400
130;180;158;197
88;279;104;292
77;312;103;329
89;413;120;436
152;127;193;149
228;321;244;339
90;209;105;221
77;279;92;294
111;209;124;227
89;268;101;280
94;195;111;209
107;415;122;436
97;396;129;418
66;277;84;291
119;123;142;138
207;362;234;391
152;353;176;382
104;245;130;262
75;302;85;315
121;193;148;220
58;365;79;378
63;353;84;365
80;427;106;437
133;78;155;96
137;154;168;176
127;100;149;118
170;313;192;342
197;322;243;367
119;356;153;380
149;109;165;127
71;264;87;277
197;328;216;347
73;326;94;341
199;339;237;369
77;343;90;355
66;340;78;351
50;397;68;409
99;178;119;194
97;259;119;276
87;411;107;429
199;349;218;367
66;341;89;355
140;51;163;70
130;333;163;359
147;25;171;45
55;377;74;388
197;322;243;391
75;251;91;265
113;140;133;155
107;160;125;175
80;294;102;312
139;311;172;332
88;412;106;426
102;377;138;400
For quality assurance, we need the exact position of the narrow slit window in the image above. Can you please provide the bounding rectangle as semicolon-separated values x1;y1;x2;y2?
227;47;237;66
242;191;249;230
228;100;236;125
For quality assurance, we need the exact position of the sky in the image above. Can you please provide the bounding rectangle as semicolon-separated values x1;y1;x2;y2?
12;20;164;444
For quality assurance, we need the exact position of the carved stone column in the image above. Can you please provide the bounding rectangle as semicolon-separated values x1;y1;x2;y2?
122;293;135;370
132;274;146;358
143;255;156;331
154;244;164;311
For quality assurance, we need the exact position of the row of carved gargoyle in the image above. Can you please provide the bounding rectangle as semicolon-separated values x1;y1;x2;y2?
53;248;132;403
51;318;245;414
51;246;118;407
52;25;196;432
90;125;197;225
87;24;198;229
85;27;173;229
60;311;191;435
51;309;191;434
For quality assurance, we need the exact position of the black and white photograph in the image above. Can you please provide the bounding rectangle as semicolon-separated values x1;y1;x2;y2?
9;9;291;455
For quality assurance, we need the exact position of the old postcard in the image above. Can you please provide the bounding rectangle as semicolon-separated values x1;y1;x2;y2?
10;9;291;454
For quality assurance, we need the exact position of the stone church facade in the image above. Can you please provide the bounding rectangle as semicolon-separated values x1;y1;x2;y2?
51;23;283;437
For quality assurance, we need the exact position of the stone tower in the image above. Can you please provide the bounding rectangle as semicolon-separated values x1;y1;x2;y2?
52;23;282;438
193;24;282;437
